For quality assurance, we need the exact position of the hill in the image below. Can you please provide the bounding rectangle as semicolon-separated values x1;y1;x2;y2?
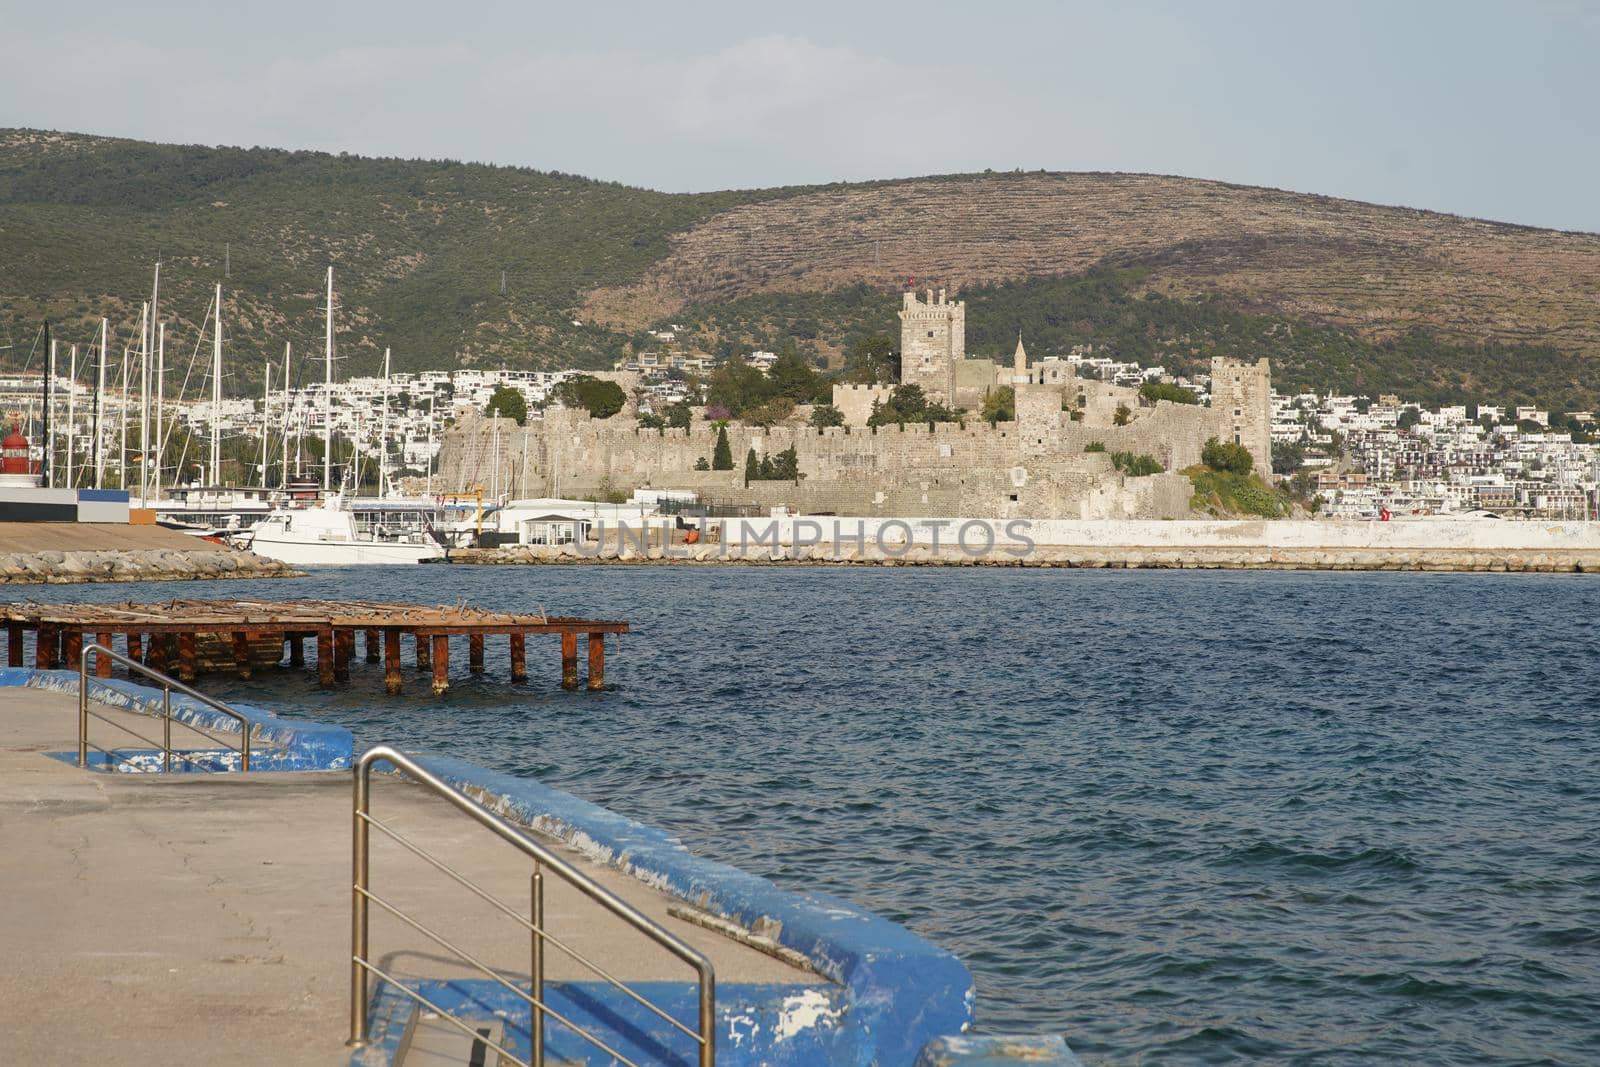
3;129;1599;410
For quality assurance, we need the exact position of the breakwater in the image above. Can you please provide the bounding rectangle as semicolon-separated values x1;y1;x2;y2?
0;547;296;584
445;517;1600;572
0;522;296;584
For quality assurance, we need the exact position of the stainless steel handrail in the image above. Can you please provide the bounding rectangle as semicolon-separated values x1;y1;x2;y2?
78;643;253;772
349;745;715;1066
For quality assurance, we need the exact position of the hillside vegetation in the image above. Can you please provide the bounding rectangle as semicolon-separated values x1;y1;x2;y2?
3;129;1599;409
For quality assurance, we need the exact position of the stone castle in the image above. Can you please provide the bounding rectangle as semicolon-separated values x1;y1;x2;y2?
438;290;1272;520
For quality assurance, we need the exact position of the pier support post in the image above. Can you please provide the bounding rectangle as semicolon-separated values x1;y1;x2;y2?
364;628;380;663
383;630;402;695
125;632;143;667
177;633;197;683
509;633;527;683
469;633;485;673
148;635;168;674
7;622;22;667
95;633;113;678
289;634;305;668
586;633;605;691
430;635;450;696
560;632;578;690
415;634;432;672
64;630;83;672
566;633;585;694
317;629;335;688
334;630;353;683
233;632;253;680
35;625;54;670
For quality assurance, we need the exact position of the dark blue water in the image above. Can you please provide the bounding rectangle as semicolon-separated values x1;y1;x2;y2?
23;568;1600;1064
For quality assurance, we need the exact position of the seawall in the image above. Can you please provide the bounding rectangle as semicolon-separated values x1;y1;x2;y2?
445;518;1600;573
0;522;297;583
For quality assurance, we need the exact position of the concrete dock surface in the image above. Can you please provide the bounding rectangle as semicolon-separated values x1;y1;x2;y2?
0;687;812;1065
0;521;218;553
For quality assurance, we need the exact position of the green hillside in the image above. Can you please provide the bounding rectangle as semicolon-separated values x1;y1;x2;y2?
3;128;1598;411
0;128;791;383
668;270;1595;411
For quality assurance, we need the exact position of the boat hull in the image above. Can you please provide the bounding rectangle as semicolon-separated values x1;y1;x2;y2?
237;534;444;566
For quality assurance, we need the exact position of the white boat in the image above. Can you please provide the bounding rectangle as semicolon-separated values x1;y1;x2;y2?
232;495;446;565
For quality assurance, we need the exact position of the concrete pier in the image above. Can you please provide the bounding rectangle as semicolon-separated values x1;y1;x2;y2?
0;687;817;1065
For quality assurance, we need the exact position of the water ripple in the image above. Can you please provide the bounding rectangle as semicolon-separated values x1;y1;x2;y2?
26;567;1600;1064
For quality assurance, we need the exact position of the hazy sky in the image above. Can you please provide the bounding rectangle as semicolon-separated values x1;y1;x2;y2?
4;1;1598;231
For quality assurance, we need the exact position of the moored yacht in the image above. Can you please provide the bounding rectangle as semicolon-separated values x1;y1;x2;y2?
230;494;446;565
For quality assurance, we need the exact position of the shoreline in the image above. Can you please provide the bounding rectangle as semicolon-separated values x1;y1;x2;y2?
0;522;299;584
443;543;1600;573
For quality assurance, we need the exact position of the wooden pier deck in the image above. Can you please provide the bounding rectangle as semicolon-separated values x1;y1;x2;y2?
0;599;628;695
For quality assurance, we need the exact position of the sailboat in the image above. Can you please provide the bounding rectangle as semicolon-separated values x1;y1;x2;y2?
228;267;446;565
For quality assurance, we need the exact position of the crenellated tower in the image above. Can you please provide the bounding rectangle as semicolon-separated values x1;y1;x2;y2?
898;289;965;405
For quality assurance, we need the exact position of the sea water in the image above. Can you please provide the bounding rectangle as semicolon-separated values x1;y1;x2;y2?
25;567;1600;1064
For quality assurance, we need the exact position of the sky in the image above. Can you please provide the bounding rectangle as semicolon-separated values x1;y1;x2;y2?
3;0;1598;232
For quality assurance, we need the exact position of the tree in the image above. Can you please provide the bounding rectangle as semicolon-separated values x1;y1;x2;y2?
809;403;845;429
769;349;827;403
867;384;929;427
705;361;773;416
843;333;899;385
1202;436;1253;475
1113;404;1132;426
1271;441;1305;475
770;445;799;481
1138;381;1198;405
744;447;759;486
694;457;710;471
711;425;733;470
484;385;527;425
743;396;796;427
1397;407;1421;431
554;375;625;419
982;386;1015;425
665;401;693;430
1110;451;1163;476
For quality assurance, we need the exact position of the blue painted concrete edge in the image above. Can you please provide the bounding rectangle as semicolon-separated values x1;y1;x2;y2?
356;979;855;1066
0;667;352;770
915;1036;1087;1067
375;751;976;1066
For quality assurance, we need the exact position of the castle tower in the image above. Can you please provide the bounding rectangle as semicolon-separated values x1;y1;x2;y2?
1210;357;1272;476
898;289;965;405
1011;334;1029;385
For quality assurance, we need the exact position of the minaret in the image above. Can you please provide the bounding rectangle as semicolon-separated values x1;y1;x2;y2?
1012;333;1029;385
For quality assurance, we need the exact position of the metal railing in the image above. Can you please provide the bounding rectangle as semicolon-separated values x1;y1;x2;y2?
349;746;715;1066
78;643;253;773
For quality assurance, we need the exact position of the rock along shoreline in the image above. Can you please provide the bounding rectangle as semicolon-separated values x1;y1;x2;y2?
0;548;301;585
442;543;1600;573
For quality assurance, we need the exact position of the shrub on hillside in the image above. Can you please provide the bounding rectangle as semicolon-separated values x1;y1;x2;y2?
1202;437;1253;475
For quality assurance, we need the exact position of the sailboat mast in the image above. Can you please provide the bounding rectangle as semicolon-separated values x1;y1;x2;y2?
138;301;149;500
43;329;54;488
323;266;333;492
379;346;391;497
118;344;128;489
425;391;435;498
281;342;291;489
155;321;165;498
66;344;76;488
211;283;223;485
94;317;106;488
259;359;272;487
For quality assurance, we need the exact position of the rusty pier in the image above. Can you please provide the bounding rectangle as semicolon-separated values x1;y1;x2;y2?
1;599;628;696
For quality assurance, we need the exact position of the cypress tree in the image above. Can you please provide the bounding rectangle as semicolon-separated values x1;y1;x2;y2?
712;426;734;470
744;447;759;485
